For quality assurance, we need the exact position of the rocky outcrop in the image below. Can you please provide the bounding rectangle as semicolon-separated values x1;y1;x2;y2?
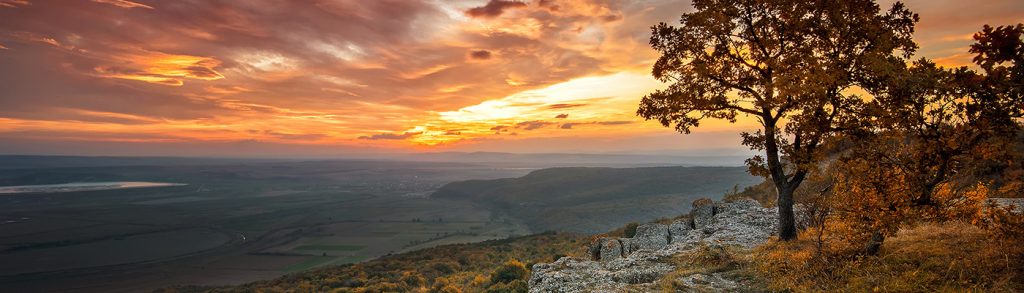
529;199;776;293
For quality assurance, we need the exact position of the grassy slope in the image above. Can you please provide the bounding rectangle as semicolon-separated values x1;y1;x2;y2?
748;222;1024;292
162;232;588;293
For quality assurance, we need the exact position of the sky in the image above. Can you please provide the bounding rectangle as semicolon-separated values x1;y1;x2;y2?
0;0;1021;157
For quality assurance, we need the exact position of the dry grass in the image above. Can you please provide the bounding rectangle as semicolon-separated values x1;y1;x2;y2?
750;221;1024;292
656;244;765;292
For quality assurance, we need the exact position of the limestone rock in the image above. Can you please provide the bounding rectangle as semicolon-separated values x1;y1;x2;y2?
619;238;633;256
668;219;693;243
691;203;717;230
703;199;777;248
629;223;669;251
675;273;739;292
989;198;1024;214
597;238;624;261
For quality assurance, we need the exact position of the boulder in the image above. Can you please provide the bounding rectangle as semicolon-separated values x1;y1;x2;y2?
668;219;693;243
597;238;624;261
629;223;669;251
692;203;717;230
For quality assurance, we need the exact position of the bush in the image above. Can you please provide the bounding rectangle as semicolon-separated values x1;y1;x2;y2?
489;259;528;285
400;271;425;287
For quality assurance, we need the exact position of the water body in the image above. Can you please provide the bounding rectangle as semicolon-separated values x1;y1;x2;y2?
0;182;186;194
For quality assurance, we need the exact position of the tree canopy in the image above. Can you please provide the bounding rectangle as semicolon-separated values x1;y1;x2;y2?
639;0;918;240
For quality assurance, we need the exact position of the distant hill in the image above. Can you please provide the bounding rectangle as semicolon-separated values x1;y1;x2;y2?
396;152;751;167
432;166;761;233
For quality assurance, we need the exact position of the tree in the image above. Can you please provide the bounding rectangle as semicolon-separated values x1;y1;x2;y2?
970;24;1024;120
833;24;1024;254
638;0;917;240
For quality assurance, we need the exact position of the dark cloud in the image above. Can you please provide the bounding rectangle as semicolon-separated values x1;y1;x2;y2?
465;0;527;18
537;0;559;11
515;120;555;130
491;125;511;134
601;14;623;22
560;120;634;129
263;130;326;141
547;103;587;109
469;49;492;60
555;113;568;118
595;121;633;125
358;132;420;140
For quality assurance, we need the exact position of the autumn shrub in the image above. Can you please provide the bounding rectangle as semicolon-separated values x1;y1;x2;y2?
429;277;461;293
483;280;527;293
973;200;1024;240
489;259;528;286
400;271;426;288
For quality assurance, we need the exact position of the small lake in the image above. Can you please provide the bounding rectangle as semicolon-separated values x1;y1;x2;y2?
0;182;187;194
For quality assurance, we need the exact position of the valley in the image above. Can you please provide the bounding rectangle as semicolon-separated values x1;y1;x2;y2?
0;155;755;292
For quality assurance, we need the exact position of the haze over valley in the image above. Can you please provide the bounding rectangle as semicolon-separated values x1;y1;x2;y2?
0;154;752;292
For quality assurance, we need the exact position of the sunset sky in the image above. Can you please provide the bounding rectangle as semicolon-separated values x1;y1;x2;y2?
0;0;1021;157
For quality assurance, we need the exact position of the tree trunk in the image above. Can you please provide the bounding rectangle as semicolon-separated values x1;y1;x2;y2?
763;117;799;241
777;186;798;240
864;230;885;255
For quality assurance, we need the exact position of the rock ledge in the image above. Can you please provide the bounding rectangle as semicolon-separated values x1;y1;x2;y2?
529;199;776;292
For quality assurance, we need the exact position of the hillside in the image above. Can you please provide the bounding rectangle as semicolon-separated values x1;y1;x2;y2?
432;166;761;233
161;232;588;293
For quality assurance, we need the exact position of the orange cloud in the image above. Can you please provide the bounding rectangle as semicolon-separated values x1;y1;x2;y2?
0;0;28;8
91;0;152;9
933;53;975;67
92;50;224;86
